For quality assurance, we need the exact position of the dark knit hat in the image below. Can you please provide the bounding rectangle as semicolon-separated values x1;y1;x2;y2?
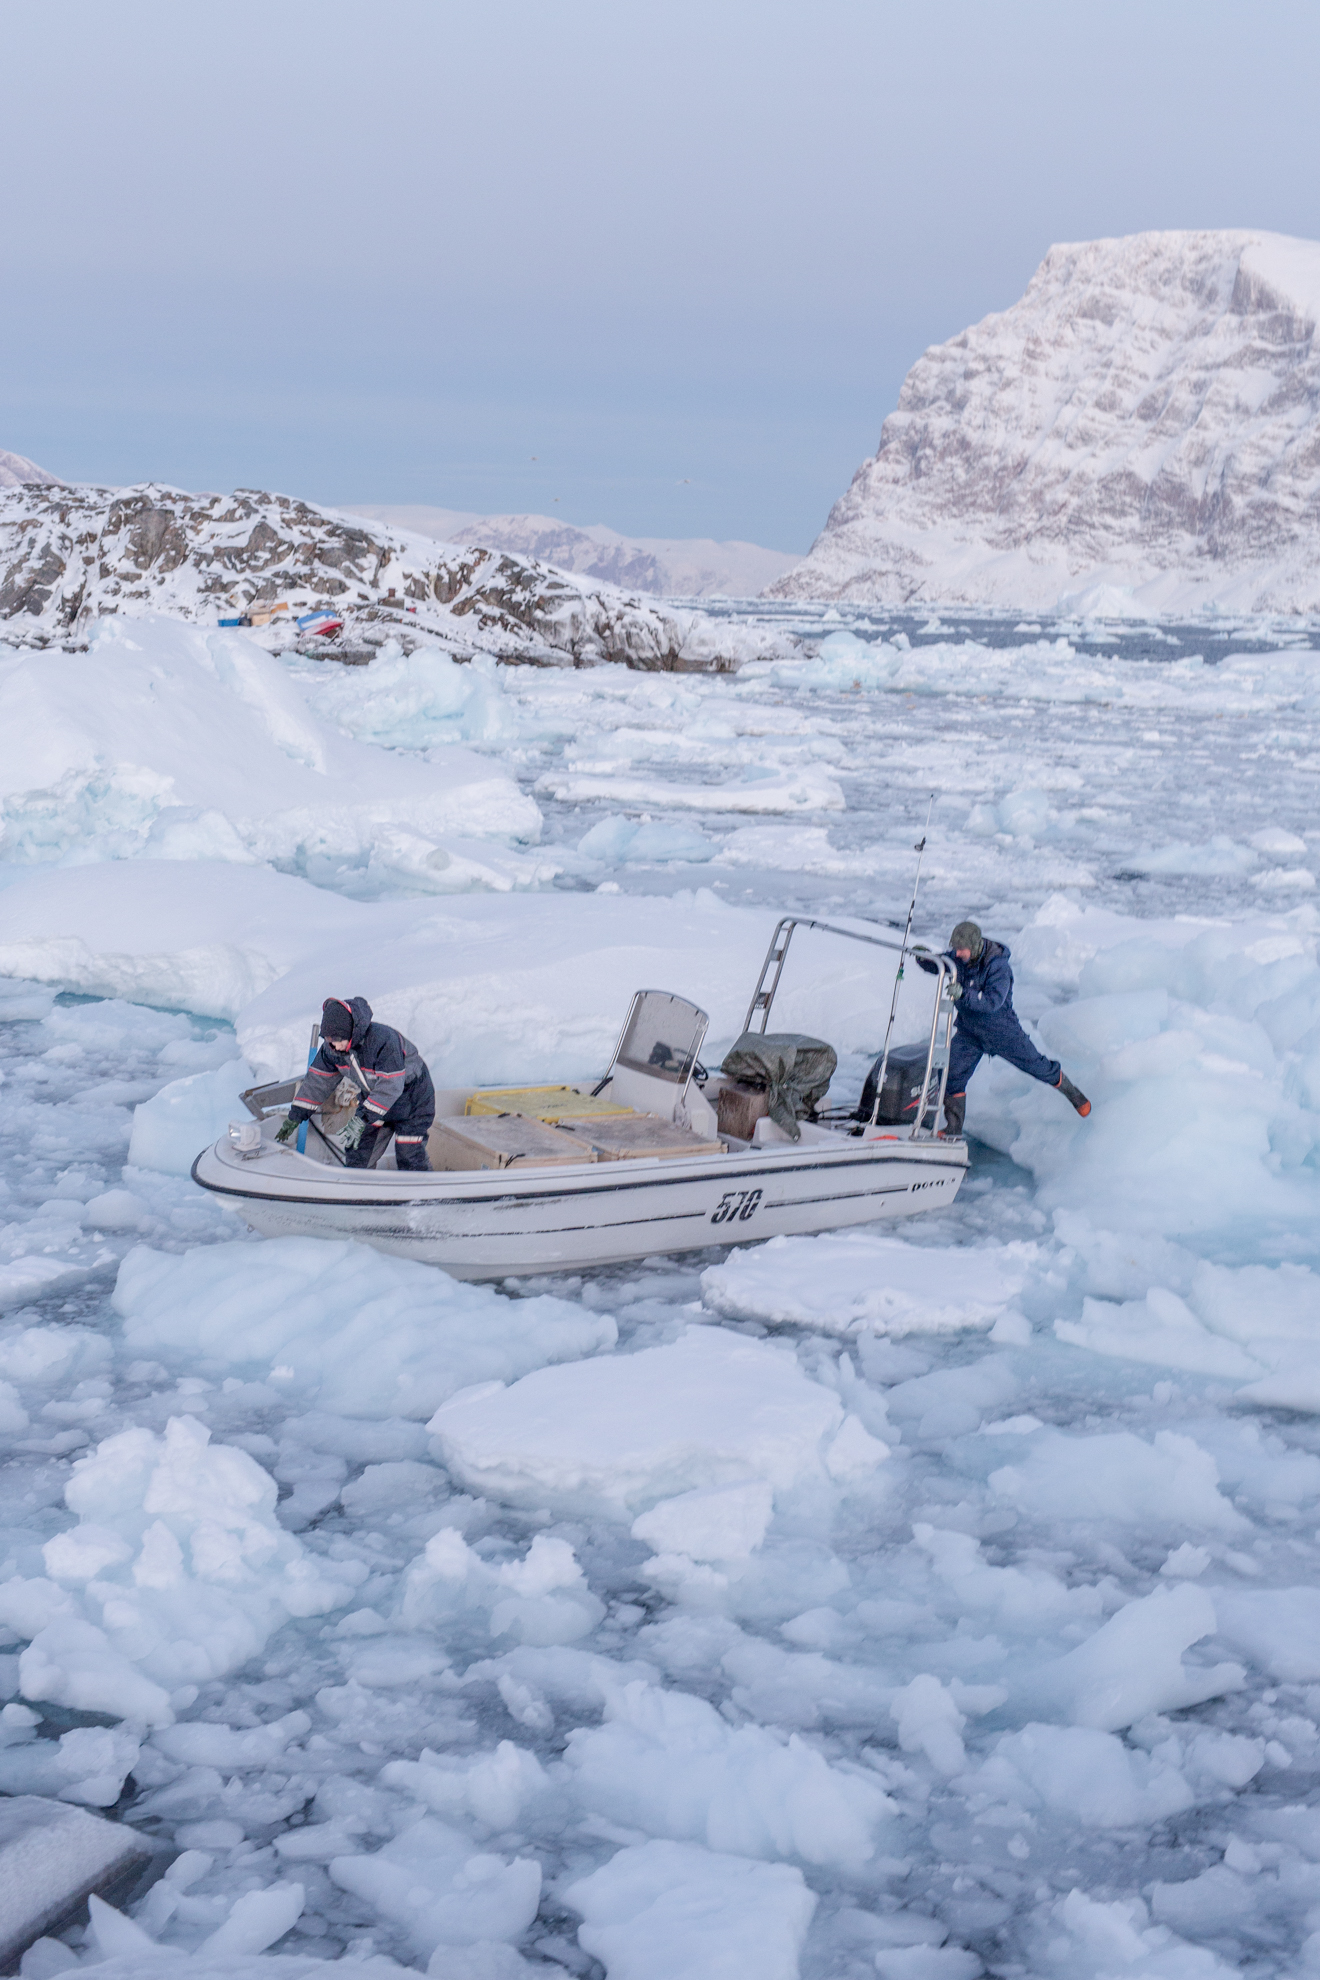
322;998;354;1041
949;921;984;958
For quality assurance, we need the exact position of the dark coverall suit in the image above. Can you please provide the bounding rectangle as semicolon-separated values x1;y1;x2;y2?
944;940;1060;1106
287;996;436;1170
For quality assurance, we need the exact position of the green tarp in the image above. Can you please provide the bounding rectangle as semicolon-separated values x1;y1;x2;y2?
719;1031;837;1141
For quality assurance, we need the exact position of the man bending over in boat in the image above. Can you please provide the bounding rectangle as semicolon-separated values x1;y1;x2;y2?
917;921;1090;1138
276;997;436;1170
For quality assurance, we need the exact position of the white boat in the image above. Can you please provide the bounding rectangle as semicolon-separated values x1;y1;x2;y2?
192;916;969;1278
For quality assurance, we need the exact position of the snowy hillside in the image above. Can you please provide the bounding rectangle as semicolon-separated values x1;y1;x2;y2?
346;504;799;598
773;230;1320;613
0;479;790;669
0;447;58;488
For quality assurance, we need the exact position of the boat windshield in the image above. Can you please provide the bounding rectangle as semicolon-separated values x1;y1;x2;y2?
614;991;709;1084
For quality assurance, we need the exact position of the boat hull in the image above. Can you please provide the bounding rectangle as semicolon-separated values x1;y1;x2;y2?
192;1134;969;1279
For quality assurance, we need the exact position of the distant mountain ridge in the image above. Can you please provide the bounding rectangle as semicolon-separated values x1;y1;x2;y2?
345;505;798;598
771;230;1320;614
0;449;58;489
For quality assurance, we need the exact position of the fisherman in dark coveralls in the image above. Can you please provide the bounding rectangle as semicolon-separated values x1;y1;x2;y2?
275;997;436;1170
918;921;1091;1139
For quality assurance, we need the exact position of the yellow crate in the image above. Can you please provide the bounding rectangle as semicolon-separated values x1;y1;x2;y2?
465;1085;634;1121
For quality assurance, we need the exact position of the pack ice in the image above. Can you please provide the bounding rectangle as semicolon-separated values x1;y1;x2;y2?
3;601;1320;1977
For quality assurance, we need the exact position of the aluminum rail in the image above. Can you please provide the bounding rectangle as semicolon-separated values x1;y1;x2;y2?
741;914;959;1142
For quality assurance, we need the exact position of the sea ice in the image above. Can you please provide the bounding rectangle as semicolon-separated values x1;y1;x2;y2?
565;1838;817;1980
965;1724;1196;1829
329;1817;541;1959
114;1236;616;1418
400;1528;604;1646
128;1061;255;1175
428;1326;856;1519
1;1416;361;1724
987;1428;1245;1532
4;603;1320;1975
564;1679;894;1871
701;1233;1036;1336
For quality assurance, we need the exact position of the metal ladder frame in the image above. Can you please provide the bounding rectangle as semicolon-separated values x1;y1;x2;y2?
740;914;958;1141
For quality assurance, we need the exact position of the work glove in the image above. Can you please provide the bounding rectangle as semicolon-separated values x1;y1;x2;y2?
947;982;963;1002
913;946;940;976
341;1113;367;1148
275;1114;300;1143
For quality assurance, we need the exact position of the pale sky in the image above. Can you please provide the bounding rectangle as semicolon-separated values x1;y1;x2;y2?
4;0;1319;548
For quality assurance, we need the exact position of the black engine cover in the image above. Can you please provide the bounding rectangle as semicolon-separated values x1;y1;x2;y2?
856;1042;938;1125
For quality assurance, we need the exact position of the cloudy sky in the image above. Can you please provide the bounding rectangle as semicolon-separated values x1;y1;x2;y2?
4;0;1319;547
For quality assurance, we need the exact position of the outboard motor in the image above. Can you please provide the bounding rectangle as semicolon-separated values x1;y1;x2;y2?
856;1043;939;1128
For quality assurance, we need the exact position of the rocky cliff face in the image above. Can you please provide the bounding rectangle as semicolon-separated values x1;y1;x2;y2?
0;481;788;668
772;231;1320;613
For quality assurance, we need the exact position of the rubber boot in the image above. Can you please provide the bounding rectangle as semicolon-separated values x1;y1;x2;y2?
941;1091;966;1138
1057;1072;1091;1117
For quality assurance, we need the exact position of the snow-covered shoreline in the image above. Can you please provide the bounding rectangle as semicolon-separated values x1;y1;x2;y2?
0;481;792;673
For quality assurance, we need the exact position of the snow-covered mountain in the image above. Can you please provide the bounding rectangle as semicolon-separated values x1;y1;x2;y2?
772;230;1320;613
0;448;58;488
345;504;799;598
0;479;788;669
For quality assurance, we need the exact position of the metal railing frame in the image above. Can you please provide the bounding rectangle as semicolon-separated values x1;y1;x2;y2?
740;915;958;1141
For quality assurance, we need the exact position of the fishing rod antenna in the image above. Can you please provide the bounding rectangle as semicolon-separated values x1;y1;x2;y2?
868;792;935;1127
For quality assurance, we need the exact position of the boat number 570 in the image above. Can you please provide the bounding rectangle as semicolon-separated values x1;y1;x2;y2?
711;1188;763;1226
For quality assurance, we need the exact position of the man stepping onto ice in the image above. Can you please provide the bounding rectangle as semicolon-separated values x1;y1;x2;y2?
918;921;1090;1138
277;996;436;1169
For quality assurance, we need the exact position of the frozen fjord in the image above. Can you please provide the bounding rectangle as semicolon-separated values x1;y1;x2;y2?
4;606;1320;1977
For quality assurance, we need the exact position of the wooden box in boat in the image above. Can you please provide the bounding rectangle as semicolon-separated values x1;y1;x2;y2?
429;1114;590;1171
557;1114;725;1163
464;1085;633;1121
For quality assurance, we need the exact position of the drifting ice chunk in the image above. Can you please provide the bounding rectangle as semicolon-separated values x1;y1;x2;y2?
1031;1887;1241;1980
564;1679;894;1872
577;815;717;864
0;1796;151;1972
965;1725;1196;1829
702;1233;1036;1336
330;1817;541;1960
565;1839;817;1980
631;1481;775;1562
428;1326;847;1519
536;763;845;814
1055;1289;1265;1379
0;1723;141;1807
1027;1584;1244;1729
988;1428;1245;1532
400;1528;605;1646
0;1416;359;1725
891;1675;967;1776
198;1881;306;1956
382;1741;551;1833
1211;1586;1320;1681
127;1060;254;1175
114;1237;616;1419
